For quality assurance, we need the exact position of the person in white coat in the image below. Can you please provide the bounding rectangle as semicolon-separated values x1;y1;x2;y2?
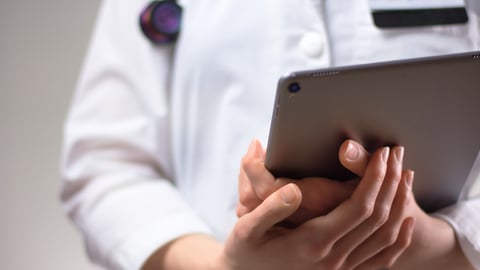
61;0;480;269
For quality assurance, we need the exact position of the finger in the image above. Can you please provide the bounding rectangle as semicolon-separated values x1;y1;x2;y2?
238;166;263;215
235;183;302;241
347;146;390;206
344;170;414;268
242;139;277;200
295;177;355;215
294;147;390;257
325;147;404;262
354;217;415;270
320;147;403;264
339;140;370;177
236;202;252;218
319;147;390;241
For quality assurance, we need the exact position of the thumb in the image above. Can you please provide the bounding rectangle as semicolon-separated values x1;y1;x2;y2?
237;183;301;240
338;140;370;177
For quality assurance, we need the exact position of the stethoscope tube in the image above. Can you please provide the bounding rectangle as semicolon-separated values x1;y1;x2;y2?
139;0;182;44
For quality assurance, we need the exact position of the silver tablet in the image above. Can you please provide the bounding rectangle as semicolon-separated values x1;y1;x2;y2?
265;51;480;212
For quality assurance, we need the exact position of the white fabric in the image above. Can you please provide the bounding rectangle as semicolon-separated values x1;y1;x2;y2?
434;200;480;270
61;0;480;269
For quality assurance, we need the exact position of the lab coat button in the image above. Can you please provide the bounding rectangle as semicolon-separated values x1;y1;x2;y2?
300;32;325;58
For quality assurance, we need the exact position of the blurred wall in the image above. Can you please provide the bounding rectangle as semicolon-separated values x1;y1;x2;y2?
0;0;102;269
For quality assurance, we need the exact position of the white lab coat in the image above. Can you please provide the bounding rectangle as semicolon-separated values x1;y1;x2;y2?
61;0;480;269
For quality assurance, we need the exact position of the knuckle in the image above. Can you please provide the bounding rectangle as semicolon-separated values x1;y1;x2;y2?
356;201;375;220
241;156;259;181
305;243;325;260
257;185;271;200
303;238;331;261
240;157;250;172
238;188;257;207
238;188;249;204
380;229;398;247
236;205;244;217
241;153;252;168
371;205;390;228
233;220;253;241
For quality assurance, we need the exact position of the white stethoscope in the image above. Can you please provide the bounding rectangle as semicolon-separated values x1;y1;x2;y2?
139;0;182;44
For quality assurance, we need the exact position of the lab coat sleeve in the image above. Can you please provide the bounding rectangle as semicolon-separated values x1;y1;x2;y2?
434;198;480;269
60;0;212;269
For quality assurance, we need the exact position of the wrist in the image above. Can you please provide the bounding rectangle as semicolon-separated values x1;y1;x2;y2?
394;210;473;269
424;215;475;270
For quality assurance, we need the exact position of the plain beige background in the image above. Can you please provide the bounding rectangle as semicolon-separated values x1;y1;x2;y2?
0;0;102;269
1;0;479;269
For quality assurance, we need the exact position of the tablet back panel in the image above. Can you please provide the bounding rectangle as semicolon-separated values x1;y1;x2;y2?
266;51;480;212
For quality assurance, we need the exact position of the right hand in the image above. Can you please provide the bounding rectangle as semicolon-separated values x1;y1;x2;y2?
214;146;415;270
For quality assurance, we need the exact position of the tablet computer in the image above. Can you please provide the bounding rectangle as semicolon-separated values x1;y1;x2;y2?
265;51;480;212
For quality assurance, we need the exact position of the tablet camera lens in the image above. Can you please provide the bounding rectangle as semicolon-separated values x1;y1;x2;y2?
288;82;301;93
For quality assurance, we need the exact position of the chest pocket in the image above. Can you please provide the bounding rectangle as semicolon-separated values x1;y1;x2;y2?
368;0;469;28
347;0;480;64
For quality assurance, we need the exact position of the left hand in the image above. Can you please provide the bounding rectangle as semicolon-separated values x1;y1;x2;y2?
237;139;366;225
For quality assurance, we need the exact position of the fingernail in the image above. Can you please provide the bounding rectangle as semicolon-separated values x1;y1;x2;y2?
281;184;298;205
395;146;404;162
345;141;359;161
381;147;390;162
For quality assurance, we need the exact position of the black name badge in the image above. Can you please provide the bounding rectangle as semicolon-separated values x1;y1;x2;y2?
370;0;469;28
